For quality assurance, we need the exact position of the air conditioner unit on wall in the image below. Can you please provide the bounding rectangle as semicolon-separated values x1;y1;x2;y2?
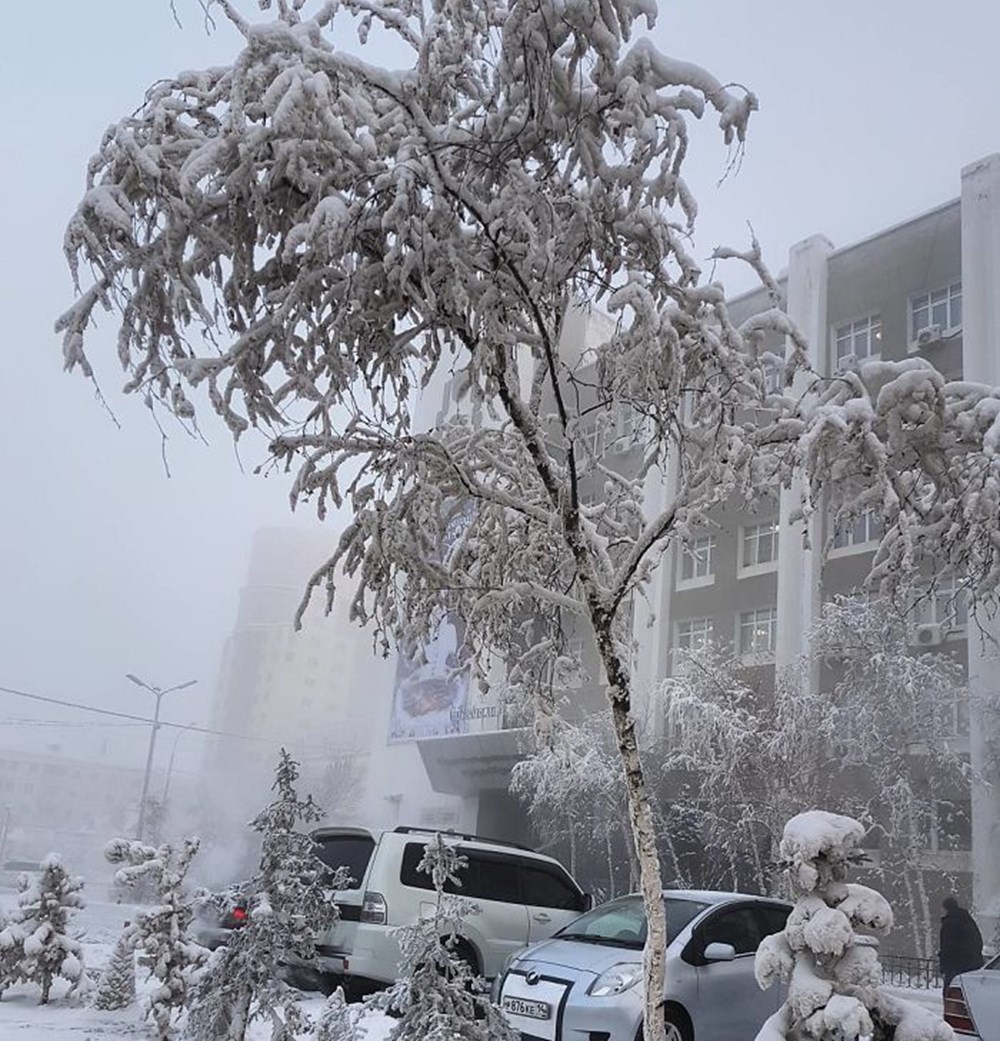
914;324;943;349
911;623;947;648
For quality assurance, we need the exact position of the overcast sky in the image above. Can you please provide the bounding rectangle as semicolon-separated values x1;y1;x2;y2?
2;0;999;774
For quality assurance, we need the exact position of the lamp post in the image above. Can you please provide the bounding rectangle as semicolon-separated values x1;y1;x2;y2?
161;720;197;806
126;674;197;842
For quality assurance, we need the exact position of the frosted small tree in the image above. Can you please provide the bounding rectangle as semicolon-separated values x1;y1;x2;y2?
92;927;136;1011
3;855;85;1005
811;594;970;959
378;833;517;1041
106;837;206;1039
0;898;26;999
755;811;951;1041
186;749;340;1041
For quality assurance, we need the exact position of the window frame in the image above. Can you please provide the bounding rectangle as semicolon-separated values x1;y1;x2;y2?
829;509;881;557
909;575;969;636
909;282;962;344
677;535;717;589
833;314;882;368
675;617;714;655
739;520;780;577
738;606;778;660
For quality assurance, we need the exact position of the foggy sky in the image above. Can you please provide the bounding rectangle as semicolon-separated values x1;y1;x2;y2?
2;0;998;775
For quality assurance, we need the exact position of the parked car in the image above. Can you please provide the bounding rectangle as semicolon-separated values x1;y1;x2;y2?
193;883;250;950
945;954;1000;1041
496;889;792;1041
312;825;590;993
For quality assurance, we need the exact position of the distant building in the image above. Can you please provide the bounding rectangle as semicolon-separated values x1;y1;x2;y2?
205;528;386;822
0;746;182;881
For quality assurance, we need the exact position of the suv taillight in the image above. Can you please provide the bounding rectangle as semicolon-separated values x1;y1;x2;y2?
360;891;387;925
944;985;977;1035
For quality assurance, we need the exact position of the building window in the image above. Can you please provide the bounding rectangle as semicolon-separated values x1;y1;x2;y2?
676;618;713;654
834;315;882;366
741;521;779;572
739;607;778;657
831;509;881;552
910;282;962;339
910;576;968;632
679;535;716;586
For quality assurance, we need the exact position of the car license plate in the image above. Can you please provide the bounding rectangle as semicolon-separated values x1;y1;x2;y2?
502;995;551;1020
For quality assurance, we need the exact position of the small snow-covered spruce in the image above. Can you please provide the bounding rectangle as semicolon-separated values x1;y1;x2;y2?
314;986;362;1041
0;899;26;999
4;854;85;1004
186;749;340;1041
755;811;952;1041
106;837;206;1039
92;927;136;1011
377;833;517;1041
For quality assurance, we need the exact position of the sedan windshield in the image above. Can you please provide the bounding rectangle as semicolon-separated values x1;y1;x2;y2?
556;895;709;950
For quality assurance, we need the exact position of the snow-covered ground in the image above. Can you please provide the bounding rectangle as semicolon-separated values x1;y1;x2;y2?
0;892;394;1041
0;890;947;1041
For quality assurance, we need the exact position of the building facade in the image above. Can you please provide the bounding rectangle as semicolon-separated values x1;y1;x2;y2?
359;155;1000;944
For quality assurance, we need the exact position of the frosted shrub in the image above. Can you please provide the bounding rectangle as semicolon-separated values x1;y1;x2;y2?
186;750;340;1041
1;855;85;1004
106;837;205;1039
755;811;952;1041
377;833;516;1041
92;927;136;1011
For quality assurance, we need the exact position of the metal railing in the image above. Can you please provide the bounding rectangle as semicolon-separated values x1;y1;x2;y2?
881;954;941;990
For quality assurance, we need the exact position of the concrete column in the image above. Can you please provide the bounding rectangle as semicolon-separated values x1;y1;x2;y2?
775;235;833;676
960;153;1000;945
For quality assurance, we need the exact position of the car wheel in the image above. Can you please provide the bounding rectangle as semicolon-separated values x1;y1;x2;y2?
640;1006;693;1041
663;1007;693;1041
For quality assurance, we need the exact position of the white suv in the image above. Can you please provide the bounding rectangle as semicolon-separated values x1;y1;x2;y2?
311;825;590;991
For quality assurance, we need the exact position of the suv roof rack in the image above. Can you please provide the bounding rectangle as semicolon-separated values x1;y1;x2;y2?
392;825;535;853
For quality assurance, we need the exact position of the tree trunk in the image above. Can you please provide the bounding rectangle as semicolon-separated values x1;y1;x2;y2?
39;972;51;1006
605;826;616;898
567;811;578;878
607;694;666;1041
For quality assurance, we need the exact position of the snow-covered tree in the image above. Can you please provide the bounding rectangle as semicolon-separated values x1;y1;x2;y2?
810;593;970;959
106;837;206;1039
755;810;952;1041
58;6;806;1034
186;749;340;1041
376;833;516;1041
0;855;85;1005
92;927;137;1011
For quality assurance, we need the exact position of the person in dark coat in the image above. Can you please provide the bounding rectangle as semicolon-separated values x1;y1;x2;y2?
940;896;984;991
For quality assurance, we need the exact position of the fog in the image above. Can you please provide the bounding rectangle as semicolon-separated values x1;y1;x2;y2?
1;0;998;875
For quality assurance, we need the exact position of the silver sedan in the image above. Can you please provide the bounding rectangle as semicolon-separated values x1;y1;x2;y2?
496;889;791;1041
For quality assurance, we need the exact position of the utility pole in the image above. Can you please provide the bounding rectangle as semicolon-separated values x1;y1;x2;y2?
126;674;197;842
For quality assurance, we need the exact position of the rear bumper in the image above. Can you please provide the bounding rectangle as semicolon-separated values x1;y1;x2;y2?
316;924;403;985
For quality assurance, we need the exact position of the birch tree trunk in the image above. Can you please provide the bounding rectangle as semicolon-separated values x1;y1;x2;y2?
595;620;667;1041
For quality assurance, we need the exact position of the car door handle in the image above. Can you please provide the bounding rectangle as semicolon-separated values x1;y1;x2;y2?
532;913;551;923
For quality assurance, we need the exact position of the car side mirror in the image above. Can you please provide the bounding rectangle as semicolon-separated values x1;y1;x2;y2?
583;893;594;911
703;942;736;962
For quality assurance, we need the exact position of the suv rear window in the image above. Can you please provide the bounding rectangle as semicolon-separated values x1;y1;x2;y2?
400;842;521;903
313;833;375;891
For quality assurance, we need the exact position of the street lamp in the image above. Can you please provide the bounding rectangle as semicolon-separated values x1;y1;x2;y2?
127;674;197;842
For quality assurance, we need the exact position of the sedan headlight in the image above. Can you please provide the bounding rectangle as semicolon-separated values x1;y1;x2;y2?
587;962;643;997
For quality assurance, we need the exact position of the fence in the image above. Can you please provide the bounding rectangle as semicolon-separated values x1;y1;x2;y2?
881;954;941;990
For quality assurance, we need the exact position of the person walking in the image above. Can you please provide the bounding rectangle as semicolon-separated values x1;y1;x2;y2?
940;896;984;993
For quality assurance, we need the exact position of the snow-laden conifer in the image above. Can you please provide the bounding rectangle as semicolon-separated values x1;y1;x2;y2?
3;855;85;1004
106;837;206;1039
0;899;26;999
186;749;340;1041
314;987;362;1041
755;811;952;1041
92;927;136;1011
377;833;516;1041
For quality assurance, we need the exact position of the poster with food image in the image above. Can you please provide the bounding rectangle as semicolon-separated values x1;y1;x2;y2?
388;617;470;743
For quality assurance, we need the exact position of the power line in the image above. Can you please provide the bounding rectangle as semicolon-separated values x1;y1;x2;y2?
0;684;283;745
